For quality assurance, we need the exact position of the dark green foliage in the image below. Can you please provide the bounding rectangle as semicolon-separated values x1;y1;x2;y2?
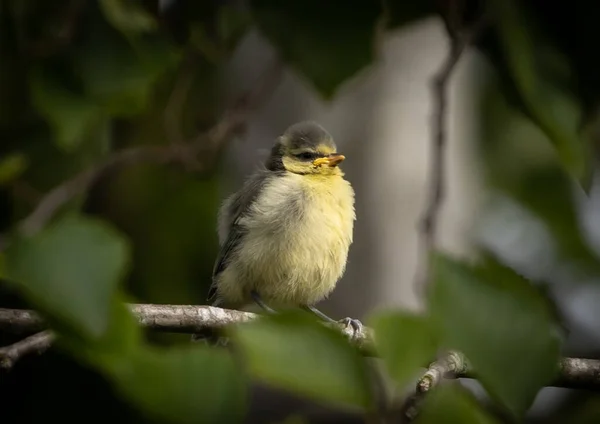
232;311;374;409
430;253;562;417
250;0;382;98
1;1;600;423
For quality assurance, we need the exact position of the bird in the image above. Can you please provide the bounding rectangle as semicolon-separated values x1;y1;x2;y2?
206;120;362;335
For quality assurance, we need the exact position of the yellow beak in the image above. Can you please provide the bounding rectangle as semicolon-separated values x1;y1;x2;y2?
312;154;345;168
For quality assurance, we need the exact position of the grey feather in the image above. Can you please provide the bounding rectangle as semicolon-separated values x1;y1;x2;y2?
207;168;277;302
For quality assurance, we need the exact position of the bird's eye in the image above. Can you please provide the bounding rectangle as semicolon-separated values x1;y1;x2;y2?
295;151;318;160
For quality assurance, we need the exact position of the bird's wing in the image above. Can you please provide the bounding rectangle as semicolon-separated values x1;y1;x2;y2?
207;171;270;303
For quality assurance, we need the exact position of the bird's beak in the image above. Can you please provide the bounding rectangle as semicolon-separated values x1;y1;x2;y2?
312;154;346;167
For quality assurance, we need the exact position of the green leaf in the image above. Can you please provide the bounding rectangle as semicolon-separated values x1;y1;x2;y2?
5;214;130;340
478;68;600;276
0;152;28;185
217;5;253;52
232;311;373;409
370;311;438;389
29;67;103;152
113;345;246;424
63;296;142;365
429;253;562;417
74;12;180;117
250;0;382;98
509;166;600;274
384;0;435;29
416;384;500;424
569;397;600;424
99;0;157;36
486;0;591;183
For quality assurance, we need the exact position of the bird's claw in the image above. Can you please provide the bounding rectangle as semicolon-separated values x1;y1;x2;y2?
338;317;363;340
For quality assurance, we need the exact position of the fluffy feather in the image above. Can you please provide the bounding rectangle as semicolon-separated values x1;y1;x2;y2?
208;121;355;310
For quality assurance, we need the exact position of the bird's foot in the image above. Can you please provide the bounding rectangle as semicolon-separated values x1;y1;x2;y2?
338;317;364;341
251;290;277;315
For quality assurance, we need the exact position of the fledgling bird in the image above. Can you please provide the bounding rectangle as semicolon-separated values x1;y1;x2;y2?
207;121;362;334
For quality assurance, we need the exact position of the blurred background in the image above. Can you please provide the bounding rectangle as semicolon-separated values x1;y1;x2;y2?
2;1;600;423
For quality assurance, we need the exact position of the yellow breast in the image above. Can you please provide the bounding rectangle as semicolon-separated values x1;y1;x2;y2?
217;172;356;307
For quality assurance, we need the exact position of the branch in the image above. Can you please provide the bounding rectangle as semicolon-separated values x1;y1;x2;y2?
10;60;283;239
0;304;372;345
400;350;600;421
0;330;54;371
407;7;489;420
1;304;600;392
417;13;489;295
417;350;469;393
0;304;373;370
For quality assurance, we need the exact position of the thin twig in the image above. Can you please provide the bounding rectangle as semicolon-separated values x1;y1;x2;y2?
9;60;283;240
0;330;54;371
417;350;469;393
18;146;171;237
400;350;470;421
417;12;489;295
408;9;489;421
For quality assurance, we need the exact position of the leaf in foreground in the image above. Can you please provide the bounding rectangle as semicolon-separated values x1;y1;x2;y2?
416;384;500;424
250;0;381;98
30;67;103;152
487;0;591;183
5;214;130;340
232;311;373;409
114;345;246;424
429;253;562;417
370;310;438;389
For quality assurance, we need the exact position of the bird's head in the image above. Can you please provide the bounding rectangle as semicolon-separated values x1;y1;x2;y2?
266;121;345;176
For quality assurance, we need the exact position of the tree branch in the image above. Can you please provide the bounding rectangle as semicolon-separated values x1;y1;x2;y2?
417;12;489;296
1;303;599;392
0;304;373;370
0;304;372;345
0;330;54;370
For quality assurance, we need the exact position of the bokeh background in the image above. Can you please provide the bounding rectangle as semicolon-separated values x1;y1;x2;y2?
2;1;600;423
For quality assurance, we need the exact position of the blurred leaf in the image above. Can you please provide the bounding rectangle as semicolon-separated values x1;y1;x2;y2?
232;311;373;409
29;67;103;152
384;0;435;29
74;12;180;117
56;296;142;373
113;345;246;424
569;396;600;424
429;253;562;417
5;214;130;340
217;5;253;52
486;0;591;184
99;0;157;36
370;311;438;389
250;0;382;98
509;166;600;274
416;384;500;424
0;152;28;185
479;68;600;276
